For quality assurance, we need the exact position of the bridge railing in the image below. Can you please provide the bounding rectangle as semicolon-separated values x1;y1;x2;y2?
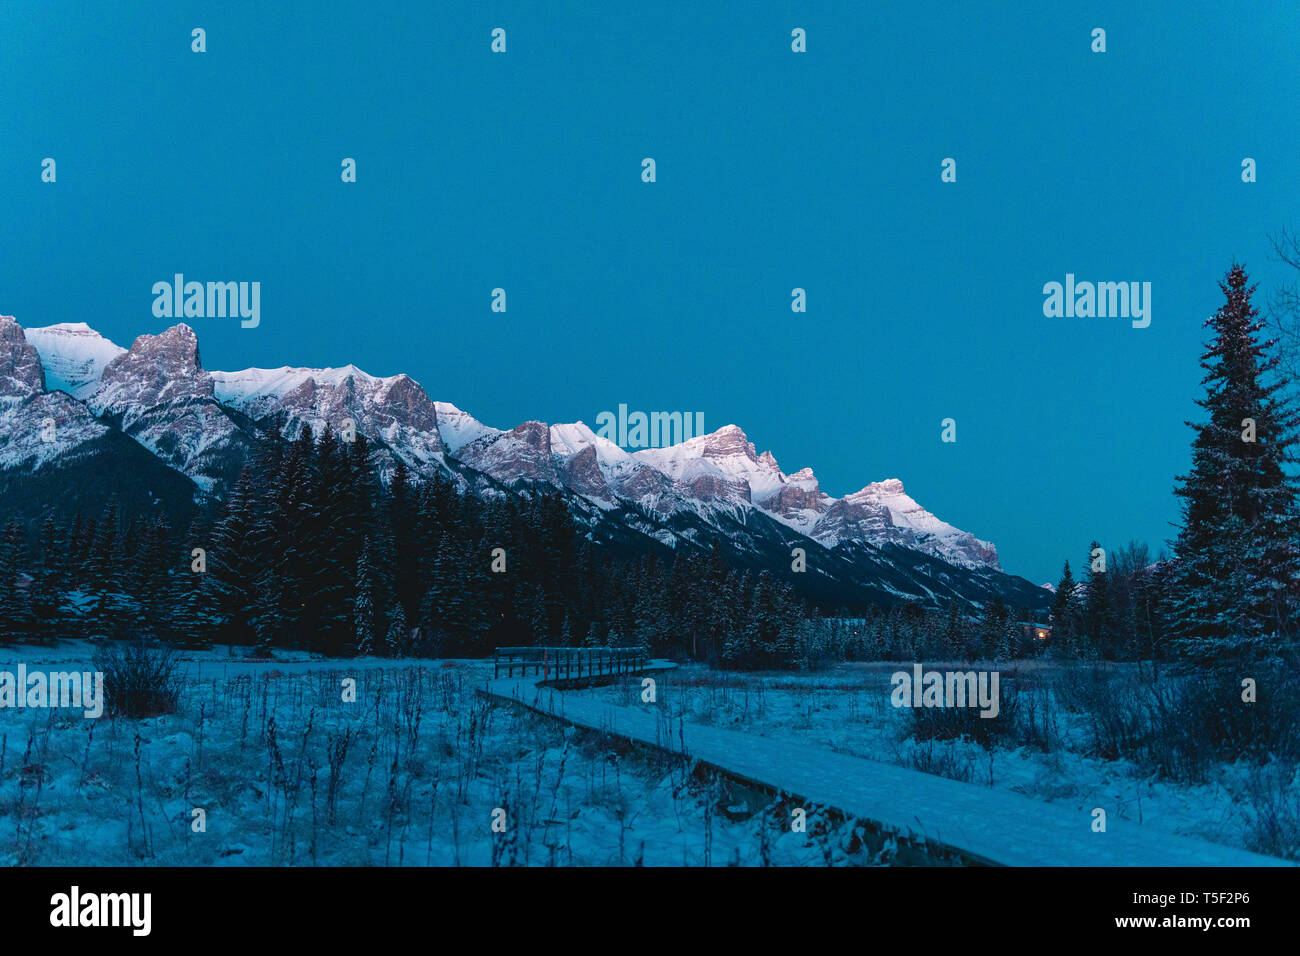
493;646;648;682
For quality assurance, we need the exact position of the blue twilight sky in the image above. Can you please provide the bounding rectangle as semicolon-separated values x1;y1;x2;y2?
2;1;1298;585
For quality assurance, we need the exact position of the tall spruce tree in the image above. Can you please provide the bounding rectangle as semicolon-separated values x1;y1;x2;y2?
353;537;377;655
1051;560;1081;655
1081;541;1116;659
1171;264;1300;661
28;516;65;643
208;468;260;641
980;594;1010;660
386;601;408;658
0;520;31;642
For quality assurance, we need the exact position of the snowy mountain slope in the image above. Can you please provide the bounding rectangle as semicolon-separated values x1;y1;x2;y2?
456;421;558;486
811;479;999;568
833;479;998;565
212;364;445;477
434;401;500;453
0;315;48;405
760;466;831;534
24;323;126;399
634;424;777;506
549;422;676;510
0;390;109;473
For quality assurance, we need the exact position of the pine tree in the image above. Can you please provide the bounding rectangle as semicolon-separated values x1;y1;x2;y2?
1139;557;1177;660
1171;264;1300;662
388;458;422;621
255;428;315;649
133;517;173;639
386;602;408;658
208;468;260;642
86;499;143;639
90;499;121;587
249;567;285;655
980;594;1010;660
941;599;969;661
670;550;706;660
702;546;733;665
353;539;377;656
1002;615;1025;661
1050;560;1081;656
0;521;31;642
28;516;65;643
173;567;216;648
1081;542;1114;659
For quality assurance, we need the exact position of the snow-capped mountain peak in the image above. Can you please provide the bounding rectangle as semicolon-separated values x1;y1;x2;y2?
212;362;445;473
786;467;818;488
211;363;399;405
91;323;209;411
550;421;642;470
434;401;500;453
546;421;675;508
819;478;999;568
632;424;787;505
0;315;115;474
24;322;126;400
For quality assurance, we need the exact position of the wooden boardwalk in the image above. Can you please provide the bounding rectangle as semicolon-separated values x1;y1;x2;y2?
481;661;1292;867
493;646;647;685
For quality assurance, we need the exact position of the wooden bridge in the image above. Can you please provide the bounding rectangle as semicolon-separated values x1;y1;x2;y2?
481;661;1294;868
493;646;649;687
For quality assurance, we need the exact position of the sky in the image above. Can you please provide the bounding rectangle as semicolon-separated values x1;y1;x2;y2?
2;1;1298;585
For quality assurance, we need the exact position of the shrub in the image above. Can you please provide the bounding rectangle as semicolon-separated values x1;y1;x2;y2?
1012;684;1059;752
1146;665;1300;781
900;737;978;783
907;680;1019;751
1239;761;1300;862
93;641;183;718
1052;662;1300;783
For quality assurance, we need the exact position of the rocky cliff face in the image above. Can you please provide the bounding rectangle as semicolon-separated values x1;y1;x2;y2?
458;421;558;485
760;467;831;536
212;365;444;480
0;315;47;402
86;325;257;493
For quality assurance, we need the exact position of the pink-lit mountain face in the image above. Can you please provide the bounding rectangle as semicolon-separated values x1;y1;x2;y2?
5;315;1048;611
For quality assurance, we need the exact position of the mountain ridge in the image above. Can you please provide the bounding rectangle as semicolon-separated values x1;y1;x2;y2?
1;314;1049;613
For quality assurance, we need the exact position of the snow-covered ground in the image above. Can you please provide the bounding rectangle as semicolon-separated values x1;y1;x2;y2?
569;663;1297;861
4;644;1290;865
0;643;884;866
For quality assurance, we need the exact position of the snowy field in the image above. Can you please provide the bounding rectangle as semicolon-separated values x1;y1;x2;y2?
0;643;885;866
571;663;1298;861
